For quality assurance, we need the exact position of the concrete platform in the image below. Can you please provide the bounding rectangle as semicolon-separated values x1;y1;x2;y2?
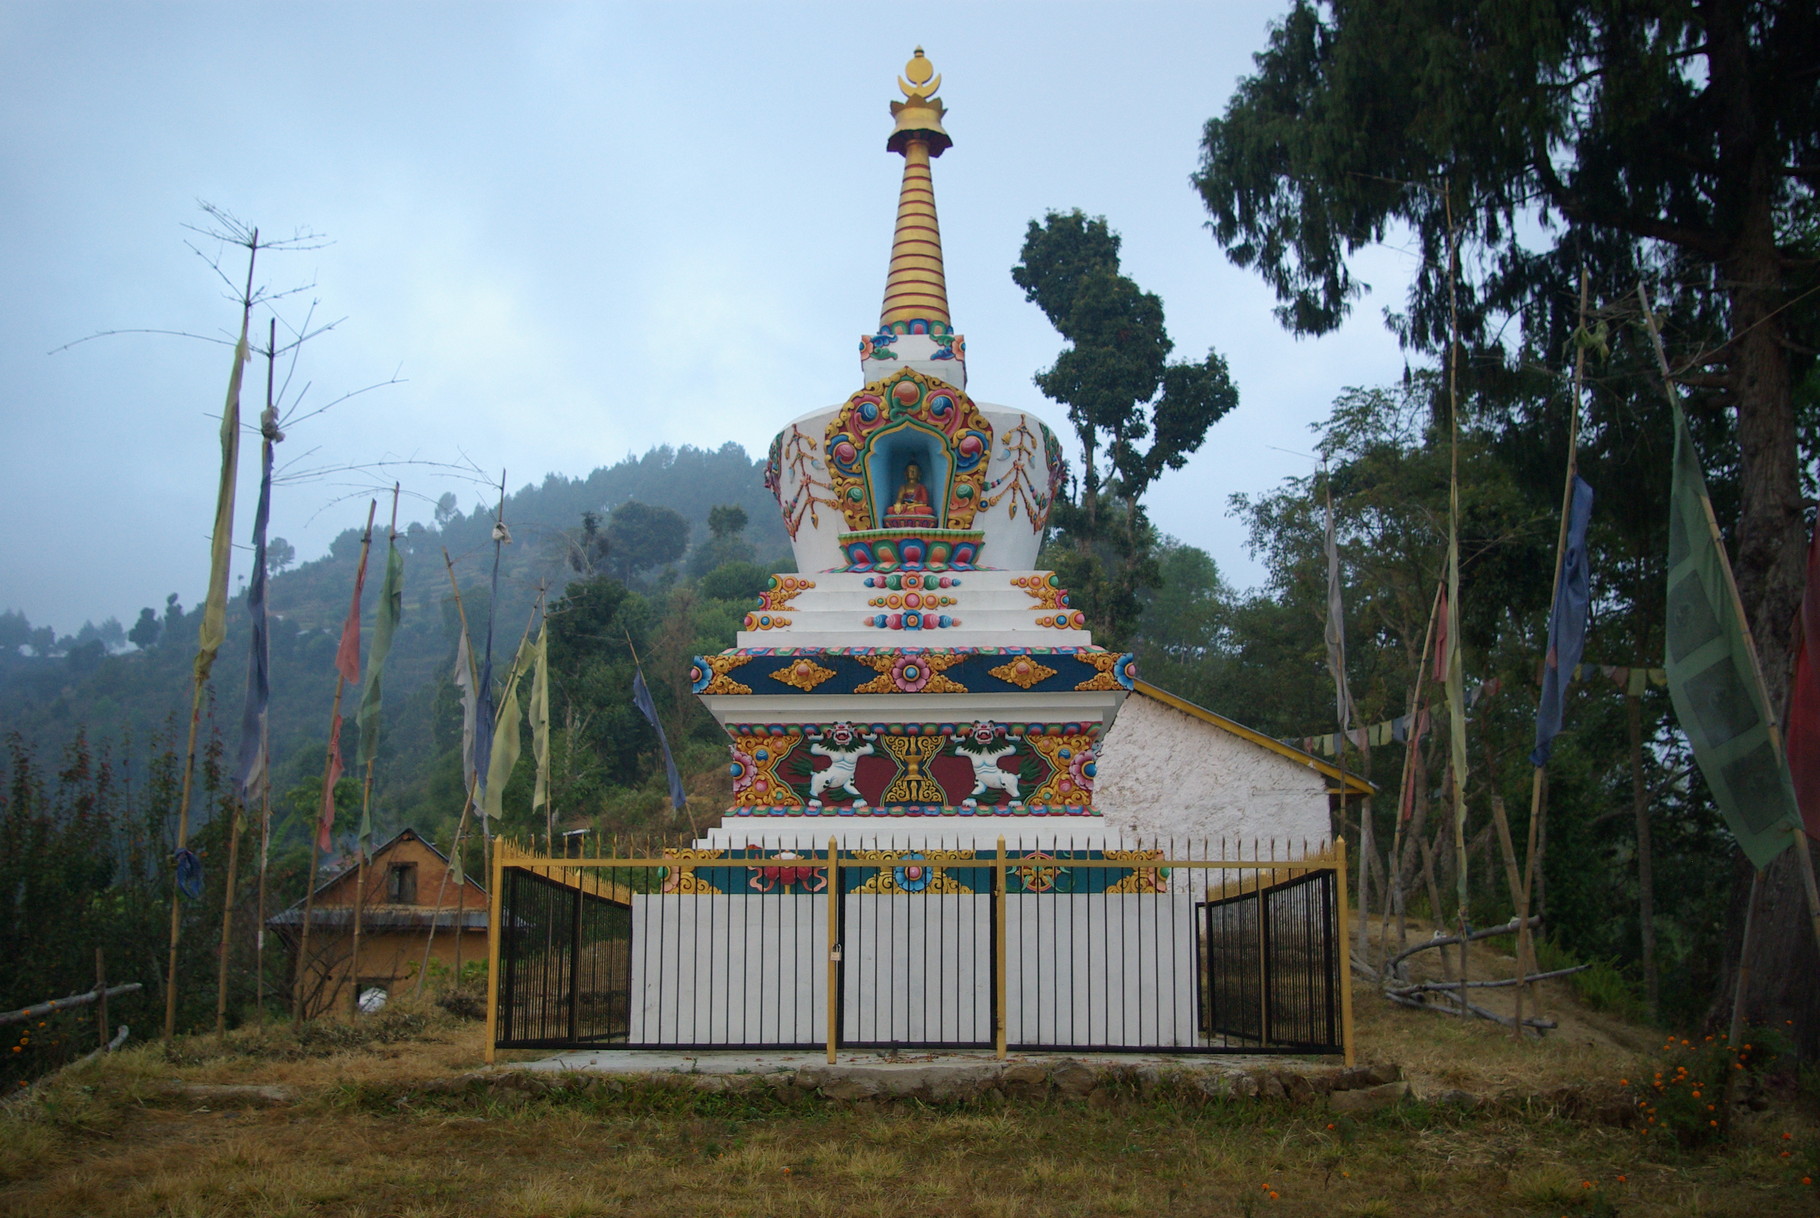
508;1048;1390;1106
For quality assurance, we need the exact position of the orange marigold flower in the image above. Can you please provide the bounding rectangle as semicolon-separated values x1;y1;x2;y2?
1617;1175;1627;1184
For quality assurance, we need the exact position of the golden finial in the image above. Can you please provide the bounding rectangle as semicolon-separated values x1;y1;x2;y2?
888;46;950;156
880;47;951;327
898;47;941;102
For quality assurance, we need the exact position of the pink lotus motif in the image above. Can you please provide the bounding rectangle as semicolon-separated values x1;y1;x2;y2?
729;745;757;796
1068;748;1097;796
890;655;932;692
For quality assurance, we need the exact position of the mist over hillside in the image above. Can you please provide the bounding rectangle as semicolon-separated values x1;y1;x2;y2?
0;441;791;841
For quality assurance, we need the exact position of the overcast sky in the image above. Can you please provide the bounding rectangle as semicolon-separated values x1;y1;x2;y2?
1;2;1419;635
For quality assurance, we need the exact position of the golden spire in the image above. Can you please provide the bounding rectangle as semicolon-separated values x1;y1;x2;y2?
880;47;951;329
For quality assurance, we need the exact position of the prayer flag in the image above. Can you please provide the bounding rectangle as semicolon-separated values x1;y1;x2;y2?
355;538;404;768
234;432;274;803
482;635;535;821
1664;396;1801;868
530;621;550;814
633;665;688;812
334;548;369;686
455;631;477;797
1785;513;1820;841
195;331;246;683
1531;476;1595;765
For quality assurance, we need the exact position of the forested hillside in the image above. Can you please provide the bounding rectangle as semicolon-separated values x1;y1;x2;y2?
0;442;790;853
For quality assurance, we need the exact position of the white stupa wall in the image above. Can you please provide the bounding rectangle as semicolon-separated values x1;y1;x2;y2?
1093;689;1336;847
626;888;1203;1048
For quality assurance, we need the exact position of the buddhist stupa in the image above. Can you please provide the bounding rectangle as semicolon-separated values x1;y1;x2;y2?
690;49;1133;847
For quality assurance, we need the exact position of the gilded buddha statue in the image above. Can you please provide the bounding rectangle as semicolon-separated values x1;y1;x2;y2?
883;461;936;526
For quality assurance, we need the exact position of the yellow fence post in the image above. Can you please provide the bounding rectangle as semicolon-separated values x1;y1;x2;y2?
826;836;840;1065
994;835;1008;1060
1333;836;1356;1067
484;837;508;1066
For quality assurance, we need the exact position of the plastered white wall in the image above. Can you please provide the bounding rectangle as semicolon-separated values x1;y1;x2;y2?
1094;691;1334;850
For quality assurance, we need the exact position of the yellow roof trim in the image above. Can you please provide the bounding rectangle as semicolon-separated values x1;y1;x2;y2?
1131;680;1376;797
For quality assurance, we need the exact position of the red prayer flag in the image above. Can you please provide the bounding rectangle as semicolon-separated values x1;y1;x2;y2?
334;556;369;686
1786;515;1820;841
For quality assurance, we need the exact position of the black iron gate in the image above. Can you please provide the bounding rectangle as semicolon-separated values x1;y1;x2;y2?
1200;869;1341;1052
495;866;632;1049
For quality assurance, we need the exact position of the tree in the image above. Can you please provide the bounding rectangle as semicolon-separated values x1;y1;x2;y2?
604;501;689;583
128;607;162;651
161;593;183;639
265;536;296;576
1013;211;1239;641
691;504;756;577
707;505;747;540
1194;1;1820;1048
433;492;460;528
564;511;613;577
0;609;29;655
1012;210;1239;538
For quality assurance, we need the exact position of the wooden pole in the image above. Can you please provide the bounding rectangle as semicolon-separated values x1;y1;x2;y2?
1334;837;1356;1067
163;237;258;1045
348;489;399;1017
253;316;277;1029
1515;268;1591;1038
293;500;376;1020
213;800;243;1038
254;776;271;1025
1381;580;1445;967
1730;868;1764;1045
484;836;506;1066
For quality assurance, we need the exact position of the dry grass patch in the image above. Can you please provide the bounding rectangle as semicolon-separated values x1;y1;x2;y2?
2;989;1817;1216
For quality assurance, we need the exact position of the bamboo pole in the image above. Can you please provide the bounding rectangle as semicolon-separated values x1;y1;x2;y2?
414;546;486;992
348;490;400;1016
1514;268;1591;1038
484;836;506;1066
164;238;258;1045
213;801;242;1038
293;500;376;1020
1382;580;1445;967
1442;185;1470;1010
252;317;280;1026
1334;837;1356;1067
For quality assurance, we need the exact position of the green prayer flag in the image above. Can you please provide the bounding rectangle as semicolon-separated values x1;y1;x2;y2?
482;634;536;822
195;332;247;682
1665;397;1800;869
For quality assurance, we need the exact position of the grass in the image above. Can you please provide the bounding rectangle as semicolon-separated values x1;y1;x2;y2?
0;986;1815;1216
